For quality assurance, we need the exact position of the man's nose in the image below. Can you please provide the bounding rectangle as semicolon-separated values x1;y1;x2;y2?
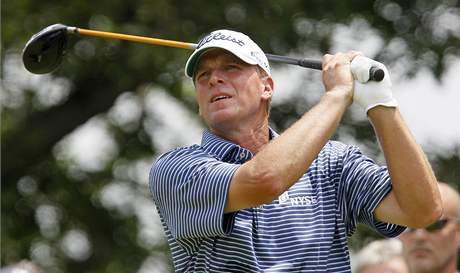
209;69;225;86
411;228;430;239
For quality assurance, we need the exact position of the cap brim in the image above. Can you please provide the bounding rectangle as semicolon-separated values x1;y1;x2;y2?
185;42;258;78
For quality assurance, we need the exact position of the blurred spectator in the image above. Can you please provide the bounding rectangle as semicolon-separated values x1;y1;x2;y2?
0;260;44;273
353;238;409;273
399;182;460;273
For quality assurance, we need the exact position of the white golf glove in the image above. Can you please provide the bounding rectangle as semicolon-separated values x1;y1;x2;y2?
350;56;398;113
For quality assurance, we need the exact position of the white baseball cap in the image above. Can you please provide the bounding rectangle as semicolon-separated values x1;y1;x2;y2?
185;29;271;78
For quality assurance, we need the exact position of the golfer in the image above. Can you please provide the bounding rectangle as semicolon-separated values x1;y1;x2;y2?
149;29;442;272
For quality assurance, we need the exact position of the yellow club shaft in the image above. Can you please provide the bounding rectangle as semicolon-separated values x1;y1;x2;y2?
73;28;197;50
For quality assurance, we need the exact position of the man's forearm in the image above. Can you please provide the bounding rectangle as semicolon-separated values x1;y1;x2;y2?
368;106;442;227
247;92;348;195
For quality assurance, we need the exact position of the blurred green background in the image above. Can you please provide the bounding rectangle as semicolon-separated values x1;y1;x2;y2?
2;0;459;272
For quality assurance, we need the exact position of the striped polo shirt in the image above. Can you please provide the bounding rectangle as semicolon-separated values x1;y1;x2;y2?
149;129;405;272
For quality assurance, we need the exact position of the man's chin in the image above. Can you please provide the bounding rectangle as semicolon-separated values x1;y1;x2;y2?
207;111;237;127
408;252;434;272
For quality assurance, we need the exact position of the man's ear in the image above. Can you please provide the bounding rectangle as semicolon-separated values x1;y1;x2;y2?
261;76;274;101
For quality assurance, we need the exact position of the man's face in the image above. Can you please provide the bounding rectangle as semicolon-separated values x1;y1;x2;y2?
193;49;272;133
399;199;460;273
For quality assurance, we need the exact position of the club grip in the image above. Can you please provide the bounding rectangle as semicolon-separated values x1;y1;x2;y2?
368;66;385;81
298;59;322;70
298;59;385;82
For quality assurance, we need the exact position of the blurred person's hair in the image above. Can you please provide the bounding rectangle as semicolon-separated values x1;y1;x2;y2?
352;238;403;273
439;181;460;218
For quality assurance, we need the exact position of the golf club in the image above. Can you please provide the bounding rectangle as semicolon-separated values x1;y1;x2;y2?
22;23;384;81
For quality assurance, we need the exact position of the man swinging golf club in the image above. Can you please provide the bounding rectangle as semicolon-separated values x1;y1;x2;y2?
149;29;442;273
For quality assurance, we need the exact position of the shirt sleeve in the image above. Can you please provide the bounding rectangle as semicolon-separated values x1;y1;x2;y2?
149;147;240;240
338;145;406;237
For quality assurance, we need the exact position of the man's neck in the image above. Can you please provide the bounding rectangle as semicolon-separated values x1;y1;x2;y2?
418;259;459;273
210;121;270;154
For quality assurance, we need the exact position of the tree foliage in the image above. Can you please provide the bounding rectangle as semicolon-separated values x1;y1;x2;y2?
2;0;459;272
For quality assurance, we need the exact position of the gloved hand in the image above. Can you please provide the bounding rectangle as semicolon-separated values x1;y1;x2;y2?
350;56;398;113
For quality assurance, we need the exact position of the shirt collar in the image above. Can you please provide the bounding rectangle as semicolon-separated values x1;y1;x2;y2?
201;128;279;163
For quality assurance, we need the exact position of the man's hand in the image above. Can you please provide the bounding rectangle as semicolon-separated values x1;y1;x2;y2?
350;56;398;113
322;51;360;106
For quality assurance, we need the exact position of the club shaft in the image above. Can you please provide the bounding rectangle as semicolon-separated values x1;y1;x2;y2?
265;54;322;70
68;27;383;80
71;27;197;50
69;27;322;70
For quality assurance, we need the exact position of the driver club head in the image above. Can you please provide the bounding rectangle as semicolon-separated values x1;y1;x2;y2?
22;24;69;74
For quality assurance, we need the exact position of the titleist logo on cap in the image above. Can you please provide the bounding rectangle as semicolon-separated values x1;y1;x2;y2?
197;32;245;49
251;51;269;71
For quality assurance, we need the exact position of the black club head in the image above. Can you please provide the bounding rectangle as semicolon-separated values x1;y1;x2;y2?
22;24;69;74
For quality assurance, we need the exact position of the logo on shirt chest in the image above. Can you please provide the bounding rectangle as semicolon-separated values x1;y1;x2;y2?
278;191;318;206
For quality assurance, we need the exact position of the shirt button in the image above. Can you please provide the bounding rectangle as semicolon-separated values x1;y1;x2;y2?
239;152;245;159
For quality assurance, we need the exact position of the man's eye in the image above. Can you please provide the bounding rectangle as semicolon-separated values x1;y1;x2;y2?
196;71;209;79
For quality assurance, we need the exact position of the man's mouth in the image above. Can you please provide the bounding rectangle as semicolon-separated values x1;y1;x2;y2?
410;247;432;257
211;95;231;103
